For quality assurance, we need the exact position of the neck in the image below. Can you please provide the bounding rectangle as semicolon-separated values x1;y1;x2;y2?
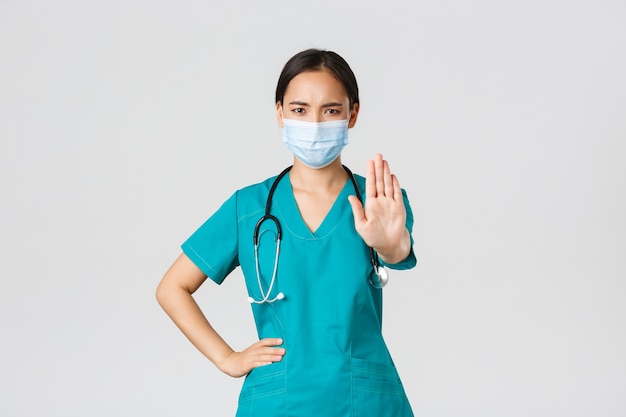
289;158;349;192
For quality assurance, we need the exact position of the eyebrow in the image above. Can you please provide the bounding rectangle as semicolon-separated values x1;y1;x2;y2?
288;101;344;107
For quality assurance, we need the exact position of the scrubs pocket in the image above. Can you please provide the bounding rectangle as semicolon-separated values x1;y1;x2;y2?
236;362;286;417
350;357;413;417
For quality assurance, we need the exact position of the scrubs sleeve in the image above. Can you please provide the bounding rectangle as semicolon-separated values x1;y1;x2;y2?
181;192;239;284
379;188;417;270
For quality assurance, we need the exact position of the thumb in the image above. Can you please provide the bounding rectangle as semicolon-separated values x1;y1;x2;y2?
348;195;365;226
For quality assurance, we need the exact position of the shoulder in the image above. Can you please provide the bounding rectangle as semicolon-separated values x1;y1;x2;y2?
229;172;283;218
236;166;292;199
236;174;279;200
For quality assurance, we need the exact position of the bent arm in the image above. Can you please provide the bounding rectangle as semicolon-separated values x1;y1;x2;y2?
156;253;285;377
156;253;235;369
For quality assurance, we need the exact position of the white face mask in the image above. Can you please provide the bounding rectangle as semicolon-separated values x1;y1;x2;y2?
281;117;349;169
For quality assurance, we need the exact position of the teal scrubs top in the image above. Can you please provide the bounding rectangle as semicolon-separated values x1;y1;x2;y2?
182;171;417;417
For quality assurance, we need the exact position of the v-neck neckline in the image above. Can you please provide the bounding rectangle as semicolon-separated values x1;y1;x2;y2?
277;172;353;239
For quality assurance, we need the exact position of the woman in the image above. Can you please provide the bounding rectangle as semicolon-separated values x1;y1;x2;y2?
156;48;417;416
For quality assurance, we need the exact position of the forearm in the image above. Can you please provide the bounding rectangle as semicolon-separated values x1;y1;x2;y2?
156;283;233;368
375;227;411;265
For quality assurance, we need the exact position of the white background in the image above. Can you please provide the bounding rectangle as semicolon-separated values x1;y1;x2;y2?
1;1;625;416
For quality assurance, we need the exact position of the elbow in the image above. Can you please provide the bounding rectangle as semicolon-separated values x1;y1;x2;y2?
155;277;194;309
155;280;169;308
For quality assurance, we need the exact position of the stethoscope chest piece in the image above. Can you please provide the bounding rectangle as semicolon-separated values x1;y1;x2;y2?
370;265;389;289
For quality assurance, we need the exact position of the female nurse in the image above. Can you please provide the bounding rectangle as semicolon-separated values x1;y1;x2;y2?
156;48;417;416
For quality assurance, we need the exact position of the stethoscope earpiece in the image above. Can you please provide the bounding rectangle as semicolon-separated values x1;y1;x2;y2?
248;292;284;304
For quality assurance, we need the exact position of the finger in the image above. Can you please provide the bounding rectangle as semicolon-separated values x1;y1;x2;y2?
256;344;285;353
258;350;285;362
257;338;283;347
383;159;393;197
253;348;285;363
348;195;366;225
365;159;376;198
246;346;285;367
392;174;402;202
374;154;385;197
253;358;280;367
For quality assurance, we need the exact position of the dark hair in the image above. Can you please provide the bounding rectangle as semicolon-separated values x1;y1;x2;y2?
275;48;360;109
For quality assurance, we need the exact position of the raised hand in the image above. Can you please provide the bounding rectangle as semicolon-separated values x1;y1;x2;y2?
348;153;411;265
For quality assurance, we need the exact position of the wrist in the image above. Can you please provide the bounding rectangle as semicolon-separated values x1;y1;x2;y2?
376;229;411;265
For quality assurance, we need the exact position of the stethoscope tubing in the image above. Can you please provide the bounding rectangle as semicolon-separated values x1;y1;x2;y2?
249;165;388;304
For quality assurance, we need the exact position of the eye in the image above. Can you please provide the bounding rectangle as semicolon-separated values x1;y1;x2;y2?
324;109;340;115
291;108;305;114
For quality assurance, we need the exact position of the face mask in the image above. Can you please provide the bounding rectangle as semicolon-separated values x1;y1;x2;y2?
281;117;350;169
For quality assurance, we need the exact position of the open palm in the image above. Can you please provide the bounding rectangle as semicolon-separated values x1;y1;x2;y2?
348;154;409;263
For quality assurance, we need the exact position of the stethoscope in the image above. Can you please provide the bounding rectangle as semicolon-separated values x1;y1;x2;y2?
248;165;389;304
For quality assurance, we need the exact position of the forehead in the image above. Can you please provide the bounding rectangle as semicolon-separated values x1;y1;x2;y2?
283;69;348;101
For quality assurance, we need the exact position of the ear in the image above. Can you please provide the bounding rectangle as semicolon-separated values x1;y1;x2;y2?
276;102;284;127
348;103;360;128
